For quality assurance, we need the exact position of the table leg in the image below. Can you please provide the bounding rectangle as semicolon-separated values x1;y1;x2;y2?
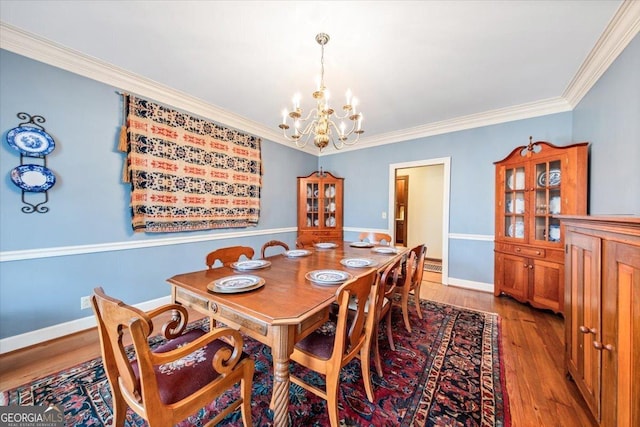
270;325;295;427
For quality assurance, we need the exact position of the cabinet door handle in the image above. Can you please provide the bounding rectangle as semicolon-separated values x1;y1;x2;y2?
528;264;533;269
515;247;521;252
536;251;541;255
579;326;596;334
592;341;613;352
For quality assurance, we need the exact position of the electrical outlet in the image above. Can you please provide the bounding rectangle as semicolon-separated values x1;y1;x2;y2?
80;296;92;310
381;211;387;219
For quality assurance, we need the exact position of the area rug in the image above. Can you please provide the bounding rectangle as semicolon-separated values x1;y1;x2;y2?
1;299;510;426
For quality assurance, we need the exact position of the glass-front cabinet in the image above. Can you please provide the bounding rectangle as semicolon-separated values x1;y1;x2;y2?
297;170;343;242
494;138;588;313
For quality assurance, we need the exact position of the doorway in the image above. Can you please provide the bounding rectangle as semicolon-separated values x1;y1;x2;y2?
394;175;409;245
388;157;450;284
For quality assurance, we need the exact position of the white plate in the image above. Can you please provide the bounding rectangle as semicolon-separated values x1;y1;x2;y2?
284;249;312;257
325;186;336;198
10;164;56;192
507;198;525;214
328;202;336;212
6;126;56;156
350;241;374;248
340;258;377;268
549;196;561;214
507;171;525;190
305;270;352;285
372;246;398;254
325;216;336;227
508;222;525;238
314;242;338;249
208;275;265;293
231;260;271;270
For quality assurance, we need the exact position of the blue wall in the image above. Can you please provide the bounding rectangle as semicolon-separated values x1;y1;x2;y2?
1;32;638;340
0;49;316;338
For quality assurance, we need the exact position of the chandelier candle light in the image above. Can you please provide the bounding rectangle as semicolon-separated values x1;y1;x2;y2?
279;33;364;151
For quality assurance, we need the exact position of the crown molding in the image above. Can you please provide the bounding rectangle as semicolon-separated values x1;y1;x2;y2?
563;0;640;107
320;97;572;156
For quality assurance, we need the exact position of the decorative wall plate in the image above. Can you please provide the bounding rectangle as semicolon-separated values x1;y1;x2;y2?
6;126;56;156
10;164;56;192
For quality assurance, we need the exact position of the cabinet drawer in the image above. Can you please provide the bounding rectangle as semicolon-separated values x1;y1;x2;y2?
496;242;545;258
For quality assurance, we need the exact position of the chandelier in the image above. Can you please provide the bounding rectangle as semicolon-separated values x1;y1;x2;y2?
279;33;364;151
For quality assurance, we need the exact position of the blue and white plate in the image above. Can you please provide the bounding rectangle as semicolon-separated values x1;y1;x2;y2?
372;246;398;254
208;275;265;293
538;169;561;187
231;260;271;270
340;258;377;268
314;242;338;249
305;269;352;285
285;249;312;257
350;241;374;248
6;127;56;156
10;164;56;192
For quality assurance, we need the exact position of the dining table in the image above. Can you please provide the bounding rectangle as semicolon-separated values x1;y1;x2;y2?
167;241;409;427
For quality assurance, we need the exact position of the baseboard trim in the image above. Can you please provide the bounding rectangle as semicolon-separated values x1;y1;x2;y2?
0;296;171;354
445;277;494;294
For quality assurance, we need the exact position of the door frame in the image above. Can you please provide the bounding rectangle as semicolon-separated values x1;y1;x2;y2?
388;157;451;284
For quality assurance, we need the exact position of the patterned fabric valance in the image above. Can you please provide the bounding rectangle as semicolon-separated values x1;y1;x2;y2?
119;95;261;233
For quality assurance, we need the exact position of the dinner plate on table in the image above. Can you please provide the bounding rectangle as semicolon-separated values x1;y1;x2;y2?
284;249;312;257
207;275;265;294
305;270;352;286
340;258;377;268
350;241;374;248
314;242;338;249
231;260;271;271
372;246;398;254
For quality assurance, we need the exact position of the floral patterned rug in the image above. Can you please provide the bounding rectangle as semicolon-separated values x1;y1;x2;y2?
1;299;510;426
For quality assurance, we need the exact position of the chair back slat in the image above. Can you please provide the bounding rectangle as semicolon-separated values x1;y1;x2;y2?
206;246;254;268
358;232;393;246
261;240;289;258
91;287;152;402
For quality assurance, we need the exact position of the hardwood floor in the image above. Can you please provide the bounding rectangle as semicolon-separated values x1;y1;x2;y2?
0;278;596;427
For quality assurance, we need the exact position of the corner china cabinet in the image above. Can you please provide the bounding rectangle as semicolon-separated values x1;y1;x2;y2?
297;170;343;242
493;138;588;313
561;216;640;427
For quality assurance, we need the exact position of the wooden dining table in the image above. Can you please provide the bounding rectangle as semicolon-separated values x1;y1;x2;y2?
167;241;408;427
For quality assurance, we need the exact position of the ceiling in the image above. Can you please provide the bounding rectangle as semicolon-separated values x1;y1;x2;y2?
0;1;633;154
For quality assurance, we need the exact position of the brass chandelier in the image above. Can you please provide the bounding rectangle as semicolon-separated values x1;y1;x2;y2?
279;33;364;151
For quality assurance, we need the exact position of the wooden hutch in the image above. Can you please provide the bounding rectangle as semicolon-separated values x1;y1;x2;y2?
493;138;589;313
297;170;343;242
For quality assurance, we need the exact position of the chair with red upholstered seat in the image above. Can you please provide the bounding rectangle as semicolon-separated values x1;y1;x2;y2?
289;269;379;427
91;287;254;427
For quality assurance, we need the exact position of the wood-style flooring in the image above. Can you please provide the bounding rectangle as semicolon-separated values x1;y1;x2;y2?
0;276;596;427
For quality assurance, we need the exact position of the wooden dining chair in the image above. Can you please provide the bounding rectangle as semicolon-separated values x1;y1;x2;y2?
260;240;289;258
358;232;393;246
394;243;427;333
290;269;379;427
295;234;318;248
91;287;254;427
205;245;254;268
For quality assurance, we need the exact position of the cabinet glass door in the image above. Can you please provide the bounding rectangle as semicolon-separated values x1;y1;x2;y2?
323;183;337;228
504;167;525;240
534;160;561;243
306;182;319;228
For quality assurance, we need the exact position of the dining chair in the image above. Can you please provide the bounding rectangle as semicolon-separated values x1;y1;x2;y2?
394;243;427;333
91;287;254;427
370;255;406;377
205;245;254;268
290;269;379;427
260;240;289;258
358;232;393;246
295;234;318;248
